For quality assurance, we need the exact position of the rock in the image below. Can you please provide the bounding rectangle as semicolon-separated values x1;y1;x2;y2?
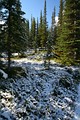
0;69;8;79
59;76;72;88
73;69;80;80
65;67;73;74
0;110;15;120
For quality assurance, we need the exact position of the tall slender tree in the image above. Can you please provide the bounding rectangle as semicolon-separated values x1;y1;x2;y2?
0;0;27;73
51;7;57;47
0;20;5;62
25;20;29;49
44;7;57;69
58;0;63;30
38;10;43;48
29;15;33;48
56;0;64;55
35;18;39;49
59;0;80;65
30;17;36;49
41;0;48;48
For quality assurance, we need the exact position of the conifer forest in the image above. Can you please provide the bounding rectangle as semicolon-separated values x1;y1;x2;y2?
0;0;80;120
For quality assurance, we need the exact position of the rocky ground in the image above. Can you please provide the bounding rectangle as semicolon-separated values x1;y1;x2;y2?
0;55;80;120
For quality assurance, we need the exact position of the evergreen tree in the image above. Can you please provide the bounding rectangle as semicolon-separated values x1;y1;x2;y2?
0;21;4;53
56;0;64;55
41;0;48;48
59;0;80;65
30;17;36;49
58;0;63;30
0;1;7;54
44;7;57;69
35;18;39;50
34;18;37;52
38;10;43;48
0;20;4;61
14;0;27;53
29;15;33;48
51;7;57;47
0;0;27;72
25;20;29;49
44;31;53;69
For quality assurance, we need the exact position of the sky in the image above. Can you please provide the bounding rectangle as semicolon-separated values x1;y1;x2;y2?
20;0;60;26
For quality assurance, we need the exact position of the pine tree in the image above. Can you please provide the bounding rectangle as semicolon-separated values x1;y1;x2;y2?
41;0;48;48
44;31;53;69
12;0;27;53
25;20;29;49
56;0;64;55
59;0;80;65
58;0;63;30
29;15;33;48
51;7;57;47
0;21;4;53
0;19;5;62
34;18;37;52
0;1;6;55
30;17;36;49
35;18;39;50
44;7;57;69
38;10;43;48
0;0;27;73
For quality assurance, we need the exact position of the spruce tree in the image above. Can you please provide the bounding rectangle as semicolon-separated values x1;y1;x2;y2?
30;17;36;49
51;7;57;47
58;0;63;30
0;1;8;55
41;0;48;48
38;10;43;48
59;0;80;65
56;0;63;55
0;0;27;73
25;20;29;49
0;19;5;63
0;21;4;53
29;16;33;48
44;31;53;69
35;18;39;50
12;0;27;54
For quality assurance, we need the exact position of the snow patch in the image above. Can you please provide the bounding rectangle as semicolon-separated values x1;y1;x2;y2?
0;69;8;79
0;56;79;120
73;84;80;120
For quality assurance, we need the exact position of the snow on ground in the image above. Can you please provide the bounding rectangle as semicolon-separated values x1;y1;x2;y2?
0;69;8;79
0;56;80;120
73;84;80;120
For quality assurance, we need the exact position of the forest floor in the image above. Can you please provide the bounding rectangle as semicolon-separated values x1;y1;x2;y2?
0;51;80;120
